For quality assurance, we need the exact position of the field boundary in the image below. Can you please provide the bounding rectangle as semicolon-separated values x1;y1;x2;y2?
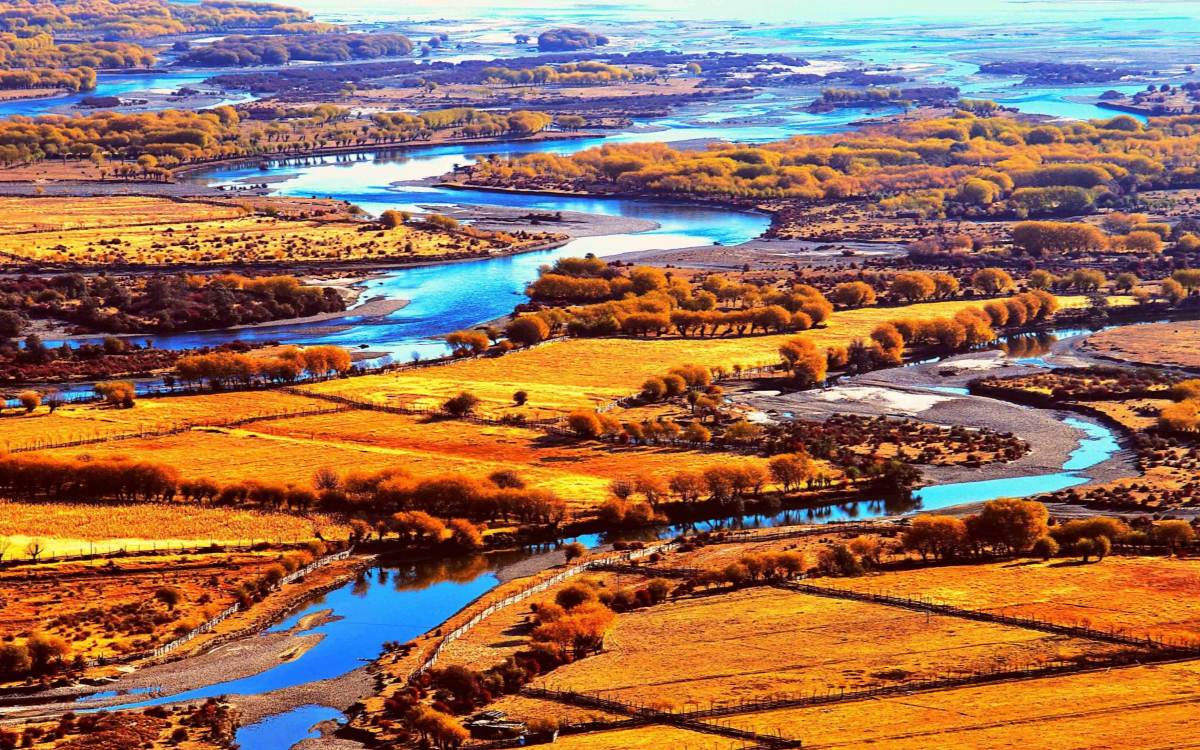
408;542;678;683
774;580;1200;651
3;403;352;453
526;647;1200;738
80;546;354;668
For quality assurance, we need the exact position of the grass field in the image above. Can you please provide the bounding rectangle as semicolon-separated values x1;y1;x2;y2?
721;660;1200;750
39;409;776;512
307;297;1093;416
0;390;333;451
0;550;286;663
0;196;245;233
0;501;344;557
833;557;1200;645
514;587;1114;710
1085;320;1200;369
0;195;548;267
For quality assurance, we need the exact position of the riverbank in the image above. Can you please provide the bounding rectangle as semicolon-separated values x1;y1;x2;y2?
733;341;1139;490
609;235;906;270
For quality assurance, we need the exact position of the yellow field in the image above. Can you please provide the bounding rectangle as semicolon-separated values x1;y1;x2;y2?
0;501;344;557
514;587;1112;711
0;196;245;233
0;390;332;451
0;210;527;266
834;556;1200;644
305;296;1092;415
1086;320;1200;368
721;660;1200;750
39;410;773;512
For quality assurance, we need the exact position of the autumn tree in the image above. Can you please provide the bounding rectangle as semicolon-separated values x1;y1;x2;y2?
971;267;1014;295
890;272;936;302
779;337;827;387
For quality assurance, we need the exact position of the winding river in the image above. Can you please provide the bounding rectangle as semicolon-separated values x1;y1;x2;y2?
11;18;1167;744
71;331;1125;749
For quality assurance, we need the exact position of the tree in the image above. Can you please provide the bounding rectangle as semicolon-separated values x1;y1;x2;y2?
1074;536;1097;562
1068;269;1105;292
890;272;936;302
379;209;409;229
562;541;586;562
1028;269;1055;289
24;538;45;561
972;498;1048;555
17;390;39;414
829;281;876;307
505;315;550;347
445;329;489;356
1123;230;1162;254
817;544;864;576
154;586;183;609
769;453;815;492
779;337;827;387
971;267;1014;295
567;410;604;438
442;391;481;417
1114;272;1139;292
902;515;966;560
1031;535;1059;561
1153;520;1196;554
447;518;484;550
0;643;30;678
513;390;528;406
409;707;469;749
95;380;135;408
1161;277;1187;305
25;632;70;672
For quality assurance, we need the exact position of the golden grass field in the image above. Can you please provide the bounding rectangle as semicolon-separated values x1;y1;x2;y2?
306;297;1094;416
1085;320;1200;369
0;550;280;662
720;660;1200;750
39;409;776;512
0;390;334;450
445;542;1200;750
515;587;1114;710
0;196;245;233
834;556;1200;645
0;501;344;557
0;210;519;266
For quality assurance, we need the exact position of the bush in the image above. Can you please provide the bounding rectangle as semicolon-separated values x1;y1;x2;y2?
442;391;481;417
1030;535;1059;561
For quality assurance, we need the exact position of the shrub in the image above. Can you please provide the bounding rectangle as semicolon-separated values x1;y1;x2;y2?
442;391;481;417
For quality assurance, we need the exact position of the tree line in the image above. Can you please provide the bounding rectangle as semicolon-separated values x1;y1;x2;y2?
178;32;413;67
455;112;1200;217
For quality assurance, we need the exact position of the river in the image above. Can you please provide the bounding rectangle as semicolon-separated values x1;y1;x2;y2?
68;321;1124;749
9;5;1184;744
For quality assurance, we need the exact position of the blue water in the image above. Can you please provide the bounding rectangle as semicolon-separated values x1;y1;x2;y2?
0;72;250;118
915;417;1118;506
234;705;344;748
92;560;500;712
77;409;1121;750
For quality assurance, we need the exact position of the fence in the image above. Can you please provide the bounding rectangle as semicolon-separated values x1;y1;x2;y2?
2;537;315;567
529;645;1200;732
277;547;353;586
408;542;676;682
80;546;355;667
523;687;800;748
4;403;351;453
776;580;1200;652
281;387;568;431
